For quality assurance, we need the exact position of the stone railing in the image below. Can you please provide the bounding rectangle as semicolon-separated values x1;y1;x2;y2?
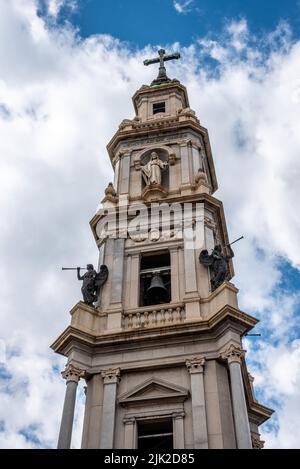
122;303;186;329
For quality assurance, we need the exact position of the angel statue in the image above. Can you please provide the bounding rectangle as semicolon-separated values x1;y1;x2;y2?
141;151;168;186
199;244;234;291
77;264;109;307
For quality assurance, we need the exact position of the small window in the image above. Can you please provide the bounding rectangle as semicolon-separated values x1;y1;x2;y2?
140;252;171;306
153;102;165;114
138;418;173;450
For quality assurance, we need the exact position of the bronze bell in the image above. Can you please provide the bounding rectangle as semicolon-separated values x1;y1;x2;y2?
146;272;169;304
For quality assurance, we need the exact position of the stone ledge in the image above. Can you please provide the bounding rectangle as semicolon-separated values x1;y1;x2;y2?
51;304;258;355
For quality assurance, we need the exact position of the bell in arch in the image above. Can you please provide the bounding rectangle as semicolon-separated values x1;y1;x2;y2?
146;272;169;305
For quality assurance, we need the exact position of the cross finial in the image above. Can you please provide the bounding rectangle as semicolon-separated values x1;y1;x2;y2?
143;48;181;86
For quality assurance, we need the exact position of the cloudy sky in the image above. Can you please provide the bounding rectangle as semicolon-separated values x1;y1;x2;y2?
1;0;300;449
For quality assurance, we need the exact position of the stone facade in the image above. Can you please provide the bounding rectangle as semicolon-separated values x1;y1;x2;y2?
52;76;273;449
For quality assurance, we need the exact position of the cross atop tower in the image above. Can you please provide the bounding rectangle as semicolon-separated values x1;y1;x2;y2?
143;48;180;86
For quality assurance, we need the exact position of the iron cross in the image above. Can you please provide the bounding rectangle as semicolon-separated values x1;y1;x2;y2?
143;48;181;85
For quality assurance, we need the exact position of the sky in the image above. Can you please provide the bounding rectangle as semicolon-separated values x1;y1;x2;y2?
0;0;300;449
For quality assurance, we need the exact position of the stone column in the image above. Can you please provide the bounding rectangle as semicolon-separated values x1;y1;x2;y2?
99;368;121;449
57;364;85;449
170;247;180;302
172;411;185;449
179;140;191;186
221;344;252;449
123;417;136;449
110;239;125;305
81;374;104;448
114;158;120;192
183;233;201;322
119;153;131;195
129;254;140;308
186;357;208;449
191;144;201;176
107;239;125;330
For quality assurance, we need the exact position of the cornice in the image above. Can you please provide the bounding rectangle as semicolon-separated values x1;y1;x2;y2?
132;81;189;114
51;304;258;355
107;119;206;159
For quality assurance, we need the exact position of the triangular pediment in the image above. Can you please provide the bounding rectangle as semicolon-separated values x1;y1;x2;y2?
118;377;189;406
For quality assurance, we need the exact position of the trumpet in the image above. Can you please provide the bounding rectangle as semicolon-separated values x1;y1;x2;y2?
61;267;87;271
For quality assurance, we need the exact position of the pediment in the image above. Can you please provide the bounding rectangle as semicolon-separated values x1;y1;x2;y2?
118;377;189;407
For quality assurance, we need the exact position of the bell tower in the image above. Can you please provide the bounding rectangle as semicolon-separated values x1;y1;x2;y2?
52;51;273;449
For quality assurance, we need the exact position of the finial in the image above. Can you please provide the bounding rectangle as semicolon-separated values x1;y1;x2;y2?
143;49;181;86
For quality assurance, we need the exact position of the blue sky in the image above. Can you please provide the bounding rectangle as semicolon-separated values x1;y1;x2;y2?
48;0;300;46
0;0;300;449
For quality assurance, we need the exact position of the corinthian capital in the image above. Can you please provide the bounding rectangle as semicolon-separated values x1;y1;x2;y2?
101;368;121;384
61;364;85;383
186;356;205;374
251;434;265;449
221;344;245;365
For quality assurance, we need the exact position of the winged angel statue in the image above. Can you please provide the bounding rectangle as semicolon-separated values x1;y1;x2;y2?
199;245;234;291
77;264;108;307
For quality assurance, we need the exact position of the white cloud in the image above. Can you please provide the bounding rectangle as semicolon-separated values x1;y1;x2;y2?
0;3;300;449
47;0;64;17
248;339;300;448
47;0;77;18
226;18;249;52
173;0;194;14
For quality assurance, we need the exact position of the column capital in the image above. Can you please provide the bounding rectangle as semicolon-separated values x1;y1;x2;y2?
61;364;85;383
186;356;205;373
123;417;136;425
251;434;265;449
220;343;246;365
172;411;185;420
178;138;191;146
101;367;121;384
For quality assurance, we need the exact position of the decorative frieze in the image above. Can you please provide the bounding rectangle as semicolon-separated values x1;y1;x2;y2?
119;132;190;149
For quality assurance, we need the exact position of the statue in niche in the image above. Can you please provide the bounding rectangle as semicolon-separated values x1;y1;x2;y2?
141;151;168;186
77;264;109;307
199;245;234;291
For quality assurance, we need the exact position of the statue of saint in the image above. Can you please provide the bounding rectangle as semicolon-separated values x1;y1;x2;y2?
141;151;168;186
199;245;234;291
77;264;108;306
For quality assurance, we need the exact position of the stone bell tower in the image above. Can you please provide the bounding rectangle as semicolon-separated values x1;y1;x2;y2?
52;50;273;449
